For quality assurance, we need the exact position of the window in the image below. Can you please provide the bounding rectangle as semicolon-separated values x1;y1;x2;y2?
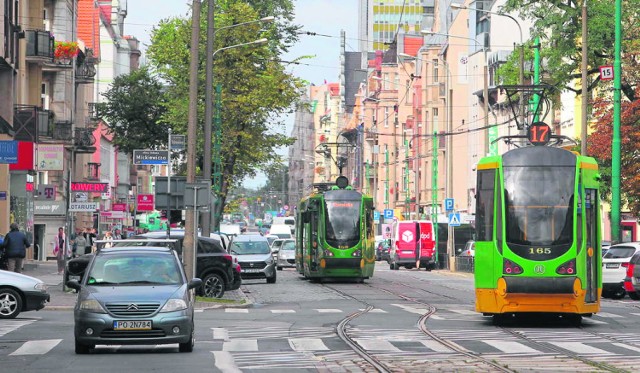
475;169;495;241
432;59;439;83
433;108;439;132
384;107;390;127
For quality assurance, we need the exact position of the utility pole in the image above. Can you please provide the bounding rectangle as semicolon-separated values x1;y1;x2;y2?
404;139;410;219
611;0;622;243
202;0;215;237
184;0;201;280
580;1;588;156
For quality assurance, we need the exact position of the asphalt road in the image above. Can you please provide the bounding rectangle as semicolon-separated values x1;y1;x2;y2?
3;262;640;372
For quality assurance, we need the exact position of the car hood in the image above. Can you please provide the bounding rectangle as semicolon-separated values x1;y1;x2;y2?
0;270;44;285
236;254;271;262
83;284;185;303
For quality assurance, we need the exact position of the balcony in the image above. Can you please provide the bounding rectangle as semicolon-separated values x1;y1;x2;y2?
76;48;97;84
74;127;97;154
13;105;54;142
86;102;100;128
23;30;54;63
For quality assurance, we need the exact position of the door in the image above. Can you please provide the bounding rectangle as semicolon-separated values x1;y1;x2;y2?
584;188;598;303
34;224;45;260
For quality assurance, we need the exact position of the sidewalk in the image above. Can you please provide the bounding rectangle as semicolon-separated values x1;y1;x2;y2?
19;260;251;311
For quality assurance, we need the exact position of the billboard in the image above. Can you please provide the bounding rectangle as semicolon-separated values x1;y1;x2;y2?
36;144;64;170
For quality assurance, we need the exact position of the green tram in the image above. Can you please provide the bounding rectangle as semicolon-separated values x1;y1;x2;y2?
475;128;601;324
295;176;375;281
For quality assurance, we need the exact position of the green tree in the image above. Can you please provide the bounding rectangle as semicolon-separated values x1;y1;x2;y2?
500;0;640;100
146;1;304;226
96;67;168;155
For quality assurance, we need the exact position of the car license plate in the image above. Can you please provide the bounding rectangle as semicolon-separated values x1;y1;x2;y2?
606;263;619;269
113;320;152;330
241;268;262;273
402;251;414;254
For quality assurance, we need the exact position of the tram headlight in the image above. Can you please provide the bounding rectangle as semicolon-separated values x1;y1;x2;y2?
323;249;334;257
352;249;362;257
556;259;576;275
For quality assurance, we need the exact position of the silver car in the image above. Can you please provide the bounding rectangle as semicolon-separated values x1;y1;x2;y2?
67;244;202;354
230;234;277;283
275;239;296;270
0;270;50;319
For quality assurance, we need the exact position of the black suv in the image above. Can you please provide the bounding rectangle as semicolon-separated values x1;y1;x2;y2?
65;232;240;298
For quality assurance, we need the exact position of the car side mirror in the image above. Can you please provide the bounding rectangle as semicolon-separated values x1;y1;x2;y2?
188;278;203;290
66;279;81;291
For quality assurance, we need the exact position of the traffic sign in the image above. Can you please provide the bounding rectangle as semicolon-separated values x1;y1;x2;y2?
444;198;454;211
170;135;186;150
373;211;380;222
383;209;394;219
133;150;169;165
599;65;614;81
448;213;461;227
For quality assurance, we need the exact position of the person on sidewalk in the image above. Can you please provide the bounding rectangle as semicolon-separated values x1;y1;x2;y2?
2;223;31;273
83;227;96;255
103;231;114;248
53;227;68;275
73;228;86;258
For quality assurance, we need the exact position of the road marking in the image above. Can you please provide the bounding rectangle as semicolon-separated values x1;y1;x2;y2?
225;308;248;313
288;338;330;351
448;309;477;315
315;309;342;313
582;318;607;325
390;304;429;315
212;327;229;341
0;319;36;337
630;313;640;317
10;339;62;356
613;343;640;353
354;339;401;352
548;342;613;354
483;340;539;353
419;340;454;352
358;308;388;313
596;312;623;318
212;351;242;373
271;309;296;314
195;309;204;313
223;339;258;352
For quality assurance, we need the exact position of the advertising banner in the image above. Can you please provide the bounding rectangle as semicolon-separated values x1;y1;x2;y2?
36;144;64;170
137;194;154;211
0;140;18;163
112;203;127;212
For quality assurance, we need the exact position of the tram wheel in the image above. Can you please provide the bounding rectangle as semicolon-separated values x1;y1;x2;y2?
565;314;582;327
492;314;504;326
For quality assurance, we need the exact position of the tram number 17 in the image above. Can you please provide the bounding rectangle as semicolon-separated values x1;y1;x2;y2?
529;247;551;255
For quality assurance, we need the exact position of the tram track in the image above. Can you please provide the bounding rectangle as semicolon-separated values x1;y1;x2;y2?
322;276;637;373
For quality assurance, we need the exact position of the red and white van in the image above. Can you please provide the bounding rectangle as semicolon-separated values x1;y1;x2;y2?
389;220;436;270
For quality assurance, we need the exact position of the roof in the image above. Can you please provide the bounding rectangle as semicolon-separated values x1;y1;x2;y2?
403;35;423;56
99;246;174;254
78;0;101;58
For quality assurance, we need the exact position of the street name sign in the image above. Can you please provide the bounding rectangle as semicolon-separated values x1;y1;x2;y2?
133;150;169;165
69;202;99;212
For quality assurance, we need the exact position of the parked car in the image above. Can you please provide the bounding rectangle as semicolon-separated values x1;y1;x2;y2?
602;240;612;256
0;270;50;319
275;239;296;270
65;232;239;299
270;239;285;259
229;234;276;283
623;251;640;300
66;244;202;354
602;242;640;299
458;240;476;257
265;234;279;246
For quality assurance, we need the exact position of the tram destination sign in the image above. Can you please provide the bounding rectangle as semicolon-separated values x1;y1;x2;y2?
133;150;169;165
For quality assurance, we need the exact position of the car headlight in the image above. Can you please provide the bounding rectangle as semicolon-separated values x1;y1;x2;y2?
79;299;107;313
160;299;187;312
266;257;274;265
34;282;47;291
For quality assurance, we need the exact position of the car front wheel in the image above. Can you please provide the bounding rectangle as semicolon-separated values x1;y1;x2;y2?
267;272;277;284
0;287;22;319
202;273;225;299
628;291;640;300
179;328;194;353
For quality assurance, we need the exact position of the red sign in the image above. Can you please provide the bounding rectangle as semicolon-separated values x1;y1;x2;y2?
112;203;127;212
137;194;154;211
25;182;34;192
599;65;614;81
71;182;109;193
9;141;35;171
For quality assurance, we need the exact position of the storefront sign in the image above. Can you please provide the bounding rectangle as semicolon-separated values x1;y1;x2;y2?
101;211;125;219
0;140;18;163
69;202;99;212
34;200;66;215
71;182;109;193
112;203;127;212
36;144;64;170
137;194;154;211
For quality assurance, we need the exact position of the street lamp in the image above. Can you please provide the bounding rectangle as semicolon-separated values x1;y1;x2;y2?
202;14;274;237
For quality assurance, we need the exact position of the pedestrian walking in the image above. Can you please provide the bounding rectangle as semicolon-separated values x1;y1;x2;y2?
1;223;31;273
103;231;114;248
84;227;96;255
52;227;68;275
73;229;86;258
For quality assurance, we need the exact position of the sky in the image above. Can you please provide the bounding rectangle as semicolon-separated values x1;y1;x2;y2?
126;0;358;189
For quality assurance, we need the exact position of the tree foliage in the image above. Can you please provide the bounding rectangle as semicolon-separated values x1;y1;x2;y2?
146;0;304;220
587;87;640;215
96;67;168;155
501;0;640;100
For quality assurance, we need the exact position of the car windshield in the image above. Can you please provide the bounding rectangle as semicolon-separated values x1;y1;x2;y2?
230;240;271;255
86;253;182;286
603;246;637;259
281;241;295;251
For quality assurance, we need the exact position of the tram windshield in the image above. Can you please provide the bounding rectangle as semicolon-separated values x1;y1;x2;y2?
504;165;574;260
324;199;361;248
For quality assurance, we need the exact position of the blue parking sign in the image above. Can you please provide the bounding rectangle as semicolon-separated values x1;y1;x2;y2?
373;211;380;222
383;209;394;219
444;198;454;211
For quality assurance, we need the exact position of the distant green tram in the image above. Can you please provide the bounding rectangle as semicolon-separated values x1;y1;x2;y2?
475;144;602;325
295;176;375;281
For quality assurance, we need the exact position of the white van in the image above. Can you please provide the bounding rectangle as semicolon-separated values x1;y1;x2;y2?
272;216;296;233
269;224;292;239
